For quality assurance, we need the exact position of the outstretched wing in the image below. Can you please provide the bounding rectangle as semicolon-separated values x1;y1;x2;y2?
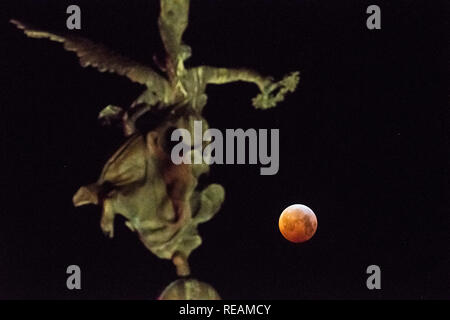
10;19;167;89
158;0;190;77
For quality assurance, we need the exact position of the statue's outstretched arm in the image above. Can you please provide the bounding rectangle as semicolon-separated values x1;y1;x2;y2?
200;66;270;90
198;66;300;109
10;19;168;91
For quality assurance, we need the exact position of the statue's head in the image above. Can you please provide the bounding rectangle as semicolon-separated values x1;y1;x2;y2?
179;44;192;63
152;44;191;75
174;44;192;78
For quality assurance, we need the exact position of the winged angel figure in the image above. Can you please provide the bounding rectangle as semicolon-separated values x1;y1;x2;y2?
12;0;299;276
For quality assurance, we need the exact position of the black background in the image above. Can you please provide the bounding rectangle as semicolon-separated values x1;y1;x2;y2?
1;0;448;299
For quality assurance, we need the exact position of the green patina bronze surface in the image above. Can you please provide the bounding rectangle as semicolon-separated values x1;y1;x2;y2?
159;278;221;300
12;0;299;277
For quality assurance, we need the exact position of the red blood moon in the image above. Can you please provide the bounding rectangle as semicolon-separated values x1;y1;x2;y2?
279;204;317;243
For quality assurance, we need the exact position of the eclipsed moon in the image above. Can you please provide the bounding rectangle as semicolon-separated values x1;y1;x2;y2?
279;204;317;243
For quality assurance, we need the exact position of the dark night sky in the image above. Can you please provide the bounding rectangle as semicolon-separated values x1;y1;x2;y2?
1;0;448;299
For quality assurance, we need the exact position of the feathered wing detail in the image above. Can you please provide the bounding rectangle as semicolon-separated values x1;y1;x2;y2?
10;19;167;89
158;0;191;77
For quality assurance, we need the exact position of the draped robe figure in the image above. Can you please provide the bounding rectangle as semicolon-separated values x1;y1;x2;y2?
12;0;299;276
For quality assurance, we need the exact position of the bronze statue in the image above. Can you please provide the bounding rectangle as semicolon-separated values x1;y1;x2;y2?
11;0;299;284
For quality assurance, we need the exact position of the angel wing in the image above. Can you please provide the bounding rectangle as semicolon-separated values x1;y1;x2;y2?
158;0;191;78
10;19;168;91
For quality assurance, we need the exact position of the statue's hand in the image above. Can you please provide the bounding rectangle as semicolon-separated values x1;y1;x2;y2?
252;71;300;109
